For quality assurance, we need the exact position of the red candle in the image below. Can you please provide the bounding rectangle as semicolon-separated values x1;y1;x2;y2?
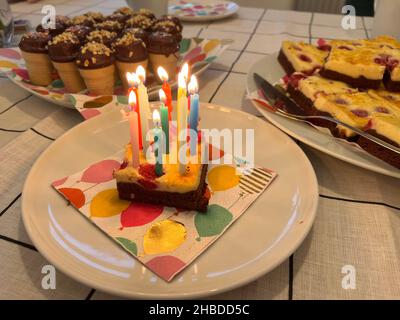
157;67;173;120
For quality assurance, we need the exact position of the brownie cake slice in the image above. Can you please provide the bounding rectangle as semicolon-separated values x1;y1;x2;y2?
278;40;329;75
113;144;210;212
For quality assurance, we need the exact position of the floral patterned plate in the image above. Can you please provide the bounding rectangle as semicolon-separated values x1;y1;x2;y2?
0;37;231;109
169;0;239;22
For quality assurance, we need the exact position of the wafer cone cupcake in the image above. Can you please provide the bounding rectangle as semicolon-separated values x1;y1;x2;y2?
76;42;115;95
19;32;53;86
20;51;54;86
79;64;115;95
48;32;86;93
147;31;180;82
149;52;178;82
52;61;86;93
113;32;149;91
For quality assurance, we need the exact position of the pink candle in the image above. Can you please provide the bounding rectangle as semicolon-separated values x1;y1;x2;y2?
128;91;140;167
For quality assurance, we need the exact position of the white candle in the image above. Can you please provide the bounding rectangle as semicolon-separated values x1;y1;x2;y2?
136;65;151;154
177;72;188;175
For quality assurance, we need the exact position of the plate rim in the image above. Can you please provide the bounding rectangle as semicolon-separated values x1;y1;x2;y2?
168;0;239;22
21;103;318;299
246;53;400;179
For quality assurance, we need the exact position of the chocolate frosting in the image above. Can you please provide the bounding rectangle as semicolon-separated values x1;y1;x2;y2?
147;31;179;55
48;32;80;62
36;15;70;37
19;32;51;53
65;25;91;44
122;27;149;44
126;14;153;31
86;29;117;48
105;12;130;24
113;34;148;62
160;15;183;32
70;15;95;28
95;20;123;34
76;42;115;69
152;19;182;43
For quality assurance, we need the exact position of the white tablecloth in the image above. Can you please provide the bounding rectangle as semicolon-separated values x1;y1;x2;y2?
1;0;399;299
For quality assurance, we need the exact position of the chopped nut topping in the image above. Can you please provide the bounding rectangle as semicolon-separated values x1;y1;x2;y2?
114;6;134;16
49;32;79;45
85;11;104;20
80;41;113;56
113;32;140;46
95;20;122;30
87;29;117;42
126;14;152;28
71;15;94;25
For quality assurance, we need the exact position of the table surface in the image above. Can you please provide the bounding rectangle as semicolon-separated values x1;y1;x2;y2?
1;0;399;300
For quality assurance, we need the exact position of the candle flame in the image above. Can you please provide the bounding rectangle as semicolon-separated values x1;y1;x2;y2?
178;72;186;89
159;89;167;103
136;65;146;83
126;72;139;86
181;62;189;81
188;75;198;94
153;109;161;127
128;90;136;106
157;66;169;82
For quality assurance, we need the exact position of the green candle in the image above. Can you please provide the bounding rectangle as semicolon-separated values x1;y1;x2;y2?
153;110;163;177
159;90;170;154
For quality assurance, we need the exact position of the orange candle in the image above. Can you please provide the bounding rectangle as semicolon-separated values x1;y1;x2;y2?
157;66;172;120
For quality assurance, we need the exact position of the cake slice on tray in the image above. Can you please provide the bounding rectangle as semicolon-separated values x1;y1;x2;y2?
113;143;210;212
278;40;329;75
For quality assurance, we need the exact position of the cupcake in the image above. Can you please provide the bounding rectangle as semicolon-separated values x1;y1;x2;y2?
76;42;115;95
113;33;148;90
122;27;149;45
113;6;135;17
48;32;85;93
125;14;153;31
36;15;70;36
160;15;183;32
70;15;95;28
86;29;117;48
152;19;182;43
19;31;53;86
84;11;104;23
95;20;123;35
147;31;180;81
105;12;130;24
65;25;91;44
136;8;156;21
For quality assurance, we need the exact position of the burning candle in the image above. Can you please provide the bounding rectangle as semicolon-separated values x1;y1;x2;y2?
181;62;189;84
157;66;172;120
188;75;199;156
159;89;170;155
177;72;188;175
153;109;163;177
128;91;140;168
126;72;142;149
136;65;151;154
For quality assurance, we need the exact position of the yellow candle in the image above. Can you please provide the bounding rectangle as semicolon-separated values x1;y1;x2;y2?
136;65;151;155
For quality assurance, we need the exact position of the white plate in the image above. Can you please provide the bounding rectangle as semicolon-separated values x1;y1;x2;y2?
247;54;400;179
22;103;318;299
169;0;239;22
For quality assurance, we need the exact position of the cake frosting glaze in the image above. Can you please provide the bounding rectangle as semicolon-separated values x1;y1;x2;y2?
114;143;204;193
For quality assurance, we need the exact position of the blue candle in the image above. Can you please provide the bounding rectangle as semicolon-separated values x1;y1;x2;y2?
152;110;163;177
188;75;199;156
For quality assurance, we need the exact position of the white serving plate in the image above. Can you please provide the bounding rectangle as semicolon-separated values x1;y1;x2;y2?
22;103;318;299
169;0;239;22
247;53;400;179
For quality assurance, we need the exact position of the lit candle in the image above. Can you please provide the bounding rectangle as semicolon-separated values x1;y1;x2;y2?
126;72;143;150
136;65;151;154
128;91;140;168
153;110;163;177
180;62;190;110
188;75;199;156
159;89;170;155
177;73;188;175
157;66;172;121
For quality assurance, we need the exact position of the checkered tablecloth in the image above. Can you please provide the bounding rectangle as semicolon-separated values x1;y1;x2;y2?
1;0;400;300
